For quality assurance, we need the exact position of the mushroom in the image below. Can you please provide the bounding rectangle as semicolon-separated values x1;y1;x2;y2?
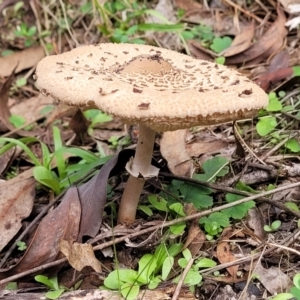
35;43;268;224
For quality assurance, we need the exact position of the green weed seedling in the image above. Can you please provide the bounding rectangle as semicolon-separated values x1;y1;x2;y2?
140;195;186;235
210;36;232;53
0;127;110;194
104;243;182;300
34;275;66;300
4;282;18;290
256;90;300;153
181;24;215;44
272;273;300;300
200;181;256;239
84;109;113;135
173;249;216;293
14;23;37;47
96;0;185;46
16;240;27;251
264;220;281;232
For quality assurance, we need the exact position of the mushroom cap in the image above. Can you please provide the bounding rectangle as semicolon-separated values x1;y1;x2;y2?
35;43;268;131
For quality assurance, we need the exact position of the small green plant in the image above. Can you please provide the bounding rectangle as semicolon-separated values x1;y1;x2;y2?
9;114;26;128
34;275;66;300
14;23;37;47
4;282;18;290
108;135;131;150
264;220;281;232
146;156;255;239
272;273;300;300
16;240;27;251
210;36;232;53
200;181;256;239
256;90;300;154
84;109;113;135
173;249;216;292
181;24;215;44
95;0;185;45
0;128;111;194
104;243;182;300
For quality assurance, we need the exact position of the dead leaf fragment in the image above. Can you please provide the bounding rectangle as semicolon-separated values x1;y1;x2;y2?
0;47;45;77
255;67;293;91
186;139;229;157
247;208;267;240
183;204;205;256
0;71;15;132
160;130;192;177
10;94;52;124
60;240;102;273
255;262;292;294
174;0;202;11
78;149;136;239
1;187;81;277
222;21;255;57
0;178;35;252
216;229;238;280
226;8;288;64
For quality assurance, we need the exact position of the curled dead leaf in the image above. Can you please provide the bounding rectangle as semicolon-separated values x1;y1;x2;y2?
60;240;102;273
160;130;193;177
0;178;35;252
226;8;288;65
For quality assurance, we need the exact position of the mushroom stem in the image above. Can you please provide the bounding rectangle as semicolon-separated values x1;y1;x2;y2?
118;124;156;224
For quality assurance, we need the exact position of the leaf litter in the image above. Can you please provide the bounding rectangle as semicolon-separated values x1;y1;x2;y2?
2;1;300;299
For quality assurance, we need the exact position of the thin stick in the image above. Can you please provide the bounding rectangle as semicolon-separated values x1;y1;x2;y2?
172;258;194;300
223;0;263;23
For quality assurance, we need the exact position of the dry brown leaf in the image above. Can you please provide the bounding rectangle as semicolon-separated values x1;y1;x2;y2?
0;148;15;175
226;8;288;65
216;229;238;280
187;39;216;59
0;71;15;132
184;11;251;36
46;104;78;126
247;208;267;240
0;187;81;278
10;94;52;124
183;204;205;256
78;149;136;239
255;67;293;91
269;51;290;72
222;21;255;57
255;262;292;294
186;139;229;157
60;240;102;273
0;71;42;136
69;109;90;141
160;130;192;177
173;0;202;11
0;47;45;77
0;178;35;252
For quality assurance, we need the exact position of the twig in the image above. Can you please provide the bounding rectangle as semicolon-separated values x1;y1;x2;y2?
0;114;47;138
233;122;266;165
222;0;264;23
172;258;194;300
1;181;300;285
267;242;300;256
260;132;298;161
